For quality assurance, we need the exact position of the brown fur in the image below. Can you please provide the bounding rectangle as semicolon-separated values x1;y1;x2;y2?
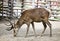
7;8;52;37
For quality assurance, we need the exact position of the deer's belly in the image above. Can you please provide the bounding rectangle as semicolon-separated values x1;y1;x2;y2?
33;18;42;22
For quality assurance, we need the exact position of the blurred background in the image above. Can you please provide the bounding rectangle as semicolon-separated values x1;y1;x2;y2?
0;0;60;20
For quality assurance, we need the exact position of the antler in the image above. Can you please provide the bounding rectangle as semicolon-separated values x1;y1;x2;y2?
3;18;14;31
4;18;13;26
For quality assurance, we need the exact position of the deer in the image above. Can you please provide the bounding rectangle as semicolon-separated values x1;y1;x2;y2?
5;8;52;37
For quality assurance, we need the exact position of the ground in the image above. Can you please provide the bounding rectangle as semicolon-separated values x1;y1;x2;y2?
0;20;60;41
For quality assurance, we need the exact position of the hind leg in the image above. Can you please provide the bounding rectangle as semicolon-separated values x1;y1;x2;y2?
44;20;52;37
46;21;52;37
41;21;47;36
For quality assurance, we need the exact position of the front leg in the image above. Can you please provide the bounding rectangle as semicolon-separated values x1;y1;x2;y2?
31;22;37;37
25;22;30;37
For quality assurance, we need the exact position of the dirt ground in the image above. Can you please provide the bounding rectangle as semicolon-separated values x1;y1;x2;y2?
0;20;60;41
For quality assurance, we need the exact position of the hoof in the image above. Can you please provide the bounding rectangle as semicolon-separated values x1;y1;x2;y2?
35;35;37;37
25;35;27;38
50;35;52;37
14;35;17;37
40;34;43;37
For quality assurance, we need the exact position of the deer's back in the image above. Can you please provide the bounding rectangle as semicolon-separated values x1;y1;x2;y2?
20;8;49;22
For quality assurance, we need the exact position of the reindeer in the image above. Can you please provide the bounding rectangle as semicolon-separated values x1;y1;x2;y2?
6;8;52;37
